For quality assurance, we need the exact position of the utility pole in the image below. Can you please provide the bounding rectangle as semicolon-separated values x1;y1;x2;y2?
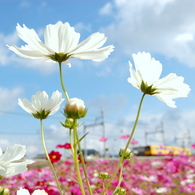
145;122;166;145
83;110;105;158
175;129;191;148
101;110;106;157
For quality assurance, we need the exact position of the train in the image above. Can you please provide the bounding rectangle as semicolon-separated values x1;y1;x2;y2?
133;145;192;156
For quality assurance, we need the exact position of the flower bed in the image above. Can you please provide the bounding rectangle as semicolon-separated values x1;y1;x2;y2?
1;155;195;195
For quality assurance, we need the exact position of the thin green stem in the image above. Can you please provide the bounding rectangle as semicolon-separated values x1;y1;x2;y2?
58;62;69;101
39;119;63;195
102;93;146;194
73;120;86;195
113;162;124;194
76;130;93;195
58;62;91;194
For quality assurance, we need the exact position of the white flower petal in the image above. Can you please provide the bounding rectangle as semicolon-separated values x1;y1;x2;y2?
72;33;107;52
71;32;114;61
132;52;162;86
31;91;48;112
0;144;34;177
127;61;142;89
154;94;177;108
8;21;114;64
18;91;64;119
17;188;31;195
17;188;48;195
7;24;54;59
18;98;36;114
0;144;26;163
44;21;80;53
72;45;114;61
32;190;48;195
128;52;191;108
7;45;50;60
45;90;63;114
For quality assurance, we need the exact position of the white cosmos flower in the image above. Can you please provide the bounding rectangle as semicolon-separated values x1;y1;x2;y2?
155;187;167;193
18;90;64;119
17;188;48;195
127;52;191;108
0;144;34;177
7;21;114;66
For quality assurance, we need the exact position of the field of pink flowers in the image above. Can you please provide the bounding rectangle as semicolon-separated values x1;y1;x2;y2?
1;154;195;195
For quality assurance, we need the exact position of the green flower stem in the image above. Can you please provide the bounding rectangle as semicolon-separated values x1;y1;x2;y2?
58;62;69;101
113;161;124;194
73;119;86;195
39;119;63;195
58;62;92;194
102;93;145;194
75;129;93;195
102;179;105;193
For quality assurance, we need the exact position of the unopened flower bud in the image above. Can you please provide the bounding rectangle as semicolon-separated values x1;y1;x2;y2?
113;187;126;195
98;172;110;179
64;98;87;119
0;187;10;195
60;118;78;129
119;147;132;159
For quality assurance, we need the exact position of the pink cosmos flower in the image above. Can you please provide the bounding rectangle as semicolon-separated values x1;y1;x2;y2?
56;143;72;149
160;145;165;149
191;144;195;149
99;136;108;142
130;139;138;145
120;135;130;139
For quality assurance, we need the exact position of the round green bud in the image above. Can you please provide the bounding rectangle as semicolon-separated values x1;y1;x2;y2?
119;147;132;159
60;118;78;129
0;187;10;195
98;172;110;179
113;187;126;195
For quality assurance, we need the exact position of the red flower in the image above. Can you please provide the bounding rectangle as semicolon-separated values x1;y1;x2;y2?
48;151;62;163
78;156;86;164
56;143;72;149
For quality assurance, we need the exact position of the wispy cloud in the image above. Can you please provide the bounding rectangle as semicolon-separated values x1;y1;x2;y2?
19;1;31;8
99;2;113;15
100;0;195;67
0;87;23;111
74;22;92;33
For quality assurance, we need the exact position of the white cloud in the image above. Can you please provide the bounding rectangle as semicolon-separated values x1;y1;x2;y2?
99;2;113;15
0;139;10;148
27;145;39;154
19;1;31;8
100;0;195;67
88;94;129;115
175;33;194;42
0;87;23;111
74;22;92;33
0;32;18;65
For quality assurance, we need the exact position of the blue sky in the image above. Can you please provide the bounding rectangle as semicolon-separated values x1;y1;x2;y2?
1;0;195;157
